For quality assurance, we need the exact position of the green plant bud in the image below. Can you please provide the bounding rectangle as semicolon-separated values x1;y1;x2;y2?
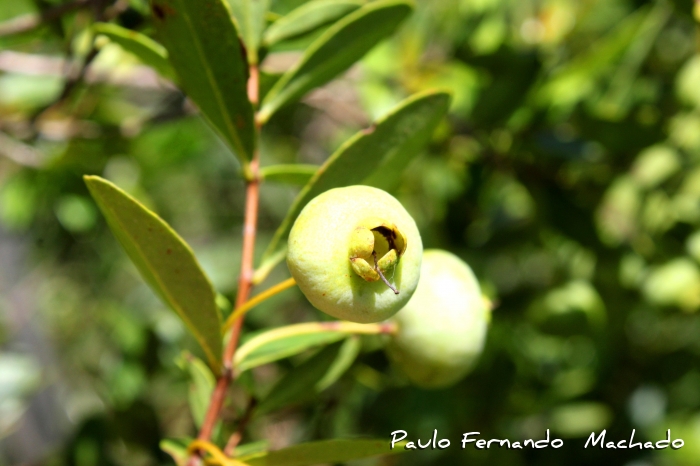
387;250;490;389
287;186;422;323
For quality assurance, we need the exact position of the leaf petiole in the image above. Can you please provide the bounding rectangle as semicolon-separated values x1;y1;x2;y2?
187;439;248;466
223;277;298;331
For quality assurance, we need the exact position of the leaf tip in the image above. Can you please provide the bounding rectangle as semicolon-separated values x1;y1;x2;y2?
83;174;102;190
402;0;416;10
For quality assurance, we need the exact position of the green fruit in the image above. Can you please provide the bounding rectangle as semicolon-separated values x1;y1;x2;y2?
287;186;422;323
387;250;490;389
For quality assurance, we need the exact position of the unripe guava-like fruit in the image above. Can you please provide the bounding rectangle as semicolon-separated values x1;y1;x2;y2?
287;186;422;323
387;250;489;389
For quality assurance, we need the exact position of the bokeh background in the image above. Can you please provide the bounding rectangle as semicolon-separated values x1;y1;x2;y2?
2;0;700;464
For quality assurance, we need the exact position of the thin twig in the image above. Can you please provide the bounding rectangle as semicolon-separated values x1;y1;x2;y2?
0;0;91;37
28;0;129;125
195;156;259;445
27;44;99;125
224;397;258;456
0;131;44;167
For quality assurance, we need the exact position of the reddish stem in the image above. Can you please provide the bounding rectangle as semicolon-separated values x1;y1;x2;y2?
247;65;260;107
187;64;261;466
196;157;259;443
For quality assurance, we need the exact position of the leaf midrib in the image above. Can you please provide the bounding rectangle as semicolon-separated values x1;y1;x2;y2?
95;185;221;368
177;0;247;158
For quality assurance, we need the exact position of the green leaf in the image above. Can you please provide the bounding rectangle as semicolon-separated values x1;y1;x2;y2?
316;335;360;390
593;2;671;120
240;439;402;466
93;23;177;82
263;0;364;46
252;247;287;285
257;337;360;414
362;95;451;191
235;328;346;373
266;23;331;53
177;352;215;428
227;0;269;65
258;90;450;278
84;176;223;370
535;7;649;113
160;438;190;466
258;0;413;122
260;70;284;102
234;441;269;458
257;343;341;414
152;0;256;163
260;164;319;185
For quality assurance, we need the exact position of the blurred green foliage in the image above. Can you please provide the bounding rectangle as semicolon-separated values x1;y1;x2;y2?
1;0;700;465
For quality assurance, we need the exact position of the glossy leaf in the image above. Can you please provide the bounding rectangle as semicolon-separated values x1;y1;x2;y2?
258;90;450;277
260;164;318;185
362;94;451;191
258;0;413;122
93;23;177;82
240;439;402;466
234;321;386;372
152;0;255;163
235;328;347;373
227;0;269;64
263;0;364;46
257;337;360;414
84;176;223;369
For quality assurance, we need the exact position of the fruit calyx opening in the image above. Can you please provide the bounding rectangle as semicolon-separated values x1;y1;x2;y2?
349;218;407;293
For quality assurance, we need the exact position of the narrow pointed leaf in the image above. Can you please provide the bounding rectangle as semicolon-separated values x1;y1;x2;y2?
235;328;347;372
258;0;413;122
258;90;450;278
252;247;287;285
257;337;360;414
177;352;216;428
257;342;343;415
260;70;284;102
316;335;360;390
263;0;364;46
227;0;269;64
234;441;270;458
260;164;318;185
160;438;190;466
152;0;255;163
235;321;382;372
240;439;403;466
93;23;177;82
84;176;223;369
